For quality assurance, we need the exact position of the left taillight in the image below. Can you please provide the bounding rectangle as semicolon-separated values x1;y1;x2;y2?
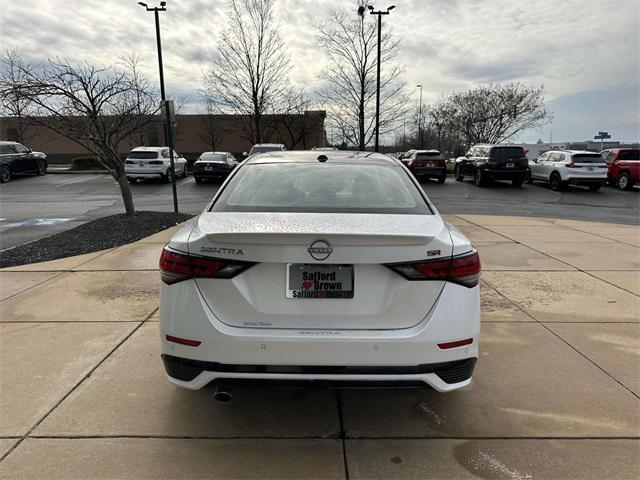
386;251;481;288
159;248;255;285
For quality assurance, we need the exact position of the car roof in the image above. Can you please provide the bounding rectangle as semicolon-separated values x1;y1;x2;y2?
252;143;285;147
0;140;21;145
201;151;231;155
547;150;601;155
414;149;441;153
244;150;399;166
130;146;168;152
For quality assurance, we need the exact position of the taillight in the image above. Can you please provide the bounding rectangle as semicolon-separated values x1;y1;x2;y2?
386;251;481;288
566;162;575;168
159;248;255;285
486;162;498;168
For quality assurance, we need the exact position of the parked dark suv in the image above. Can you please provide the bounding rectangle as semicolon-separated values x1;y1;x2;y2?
454;144;528;187
0;141;47;183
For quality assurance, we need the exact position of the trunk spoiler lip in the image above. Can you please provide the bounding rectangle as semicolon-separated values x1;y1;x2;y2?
196;212;444;246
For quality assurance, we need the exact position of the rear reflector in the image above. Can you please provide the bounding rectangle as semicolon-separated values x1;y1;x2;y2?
159;248;255;285
165;334;201;347
438;338;473;349
386;250;481;288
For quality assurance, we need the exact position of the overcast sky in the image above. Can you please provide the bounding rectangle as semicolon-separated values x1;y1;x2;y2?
1;0;638;142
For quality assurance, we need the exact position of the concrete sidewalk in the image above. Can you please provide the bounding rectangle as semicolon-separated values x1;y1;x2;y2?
0;215;638;479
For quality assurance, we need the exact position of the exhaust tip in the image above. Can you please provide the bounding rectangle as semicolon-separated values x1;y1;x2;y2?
213;385;233;403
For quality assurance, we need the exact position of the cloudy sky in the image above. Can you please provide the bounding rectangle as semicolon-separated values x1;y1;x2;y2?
1;0;638;143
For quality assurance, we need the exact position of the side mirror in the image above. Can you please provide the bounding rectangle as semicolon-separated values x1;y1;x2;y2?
242;152;248;156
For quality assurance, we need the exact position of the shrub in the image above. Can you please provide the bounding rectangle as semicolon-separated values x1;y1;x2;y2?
70;157;107;171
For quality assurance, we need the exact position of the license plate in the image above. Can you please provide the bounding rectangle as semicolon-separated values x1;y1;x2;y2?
506;162;514;168
426;162;435;167
205;166;213;171
287;264;354;299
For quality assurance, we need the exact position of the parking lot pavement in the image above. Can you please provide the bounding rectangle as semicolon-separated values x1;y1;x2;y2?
0;172;638;250
0;215;639;479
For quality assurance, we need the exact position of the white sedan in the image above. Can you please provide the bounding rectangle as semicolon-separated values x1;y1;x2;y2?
159;151;480;395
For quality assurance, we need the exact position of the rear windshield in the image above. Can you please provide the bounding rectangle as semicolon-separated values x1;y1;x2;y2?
416;152;441;158
619;150;640;160
573;154;605;163
249;145;283;155
128;151;159;159
490;147;525;160
211;163;431;215
199;153;227;163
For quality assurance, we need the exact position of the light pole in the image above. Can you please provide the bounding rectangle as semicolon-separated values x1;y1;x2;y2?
360;4;395;152
416;84;423;147
138;1;178;213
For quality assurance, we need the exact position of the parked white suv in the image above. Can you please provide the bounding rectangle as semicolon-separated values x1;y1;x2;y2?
527;150;608;191
125;146;188;183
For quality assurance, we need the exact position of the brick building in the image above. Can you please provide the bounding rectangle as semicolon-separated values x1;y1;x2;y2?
0;111;326;164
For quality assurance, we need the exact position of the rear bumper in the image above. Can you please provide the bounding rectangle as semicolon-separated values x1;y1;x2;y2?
483;169;527;180
125;166;166;178
160;281;480;392
162;355;476;391
410;167;446;177
566;177;606;186
193;170;231;178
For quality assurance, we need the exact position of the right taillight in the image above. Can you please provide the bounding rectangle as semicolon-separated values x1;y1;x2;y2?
159;248;255;285
386;251;481;288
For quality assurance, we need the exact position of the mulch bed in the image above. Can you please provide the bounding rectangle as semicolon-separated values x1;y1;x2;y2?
0;211;194;268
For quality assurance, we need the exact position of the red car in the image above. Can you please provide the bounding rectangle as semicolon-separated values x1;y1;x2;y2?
404;149;447;183
601;148;640;190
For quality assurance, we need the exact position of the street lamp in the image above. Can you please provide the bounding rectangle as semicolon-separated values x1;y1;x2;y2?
362;4;395;152
138;1;179;213
416;84;423;147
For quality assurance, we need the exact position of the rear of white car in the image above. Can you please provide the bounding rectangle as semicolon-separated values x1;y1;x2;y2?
159;152;480;392
529;150;607;191
125;146;187;182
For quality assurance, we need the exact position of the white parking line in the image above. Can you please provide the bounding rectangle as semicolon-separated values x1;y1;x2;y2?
177;176;195;185
55;175;96;188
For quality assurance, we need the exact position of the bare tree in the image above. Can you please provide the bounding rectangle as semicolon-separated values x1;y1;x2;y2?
0;54;159;215
440;83;550;145
201;0;293;145
271;90;325;149
198;92;227;151
0;48;36;144
315;2;409;150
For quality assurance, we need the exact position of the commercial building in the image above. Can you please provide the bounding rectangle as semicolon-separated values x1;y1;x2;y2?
0;111;326;164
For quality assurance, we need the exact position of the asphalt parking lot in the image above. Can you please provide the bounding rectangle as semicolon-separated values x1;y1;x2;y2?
0;171;638;250
0;214;638;479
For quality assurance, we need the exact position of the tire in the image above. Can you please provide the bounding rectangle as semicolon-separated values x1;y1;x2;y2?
165;168;174;183
473;169;485;187
588;184;601;192
512;178;524;187
0;165;10;183
617;172;634;191
437;175;446;184
36;159;47;175
454;165;463;181
525;169;533;184
550;173;563;191
194;176;203;184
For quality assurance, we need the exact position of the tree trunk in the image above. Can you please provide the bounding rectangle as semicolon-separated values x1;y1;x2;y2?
116;172;136;216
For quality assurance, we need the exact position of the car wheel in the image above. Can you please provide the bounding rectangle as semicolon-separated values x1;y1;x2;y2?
454;166;463;181
0;165;10;183
36;159;47;175
473;169;485;187
437;175;446;184
588;184;601;192
165;168;174;183
525;169;533;184
617;172;634;190
550;173;563;191
194;176;202;184
512;178;524;187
